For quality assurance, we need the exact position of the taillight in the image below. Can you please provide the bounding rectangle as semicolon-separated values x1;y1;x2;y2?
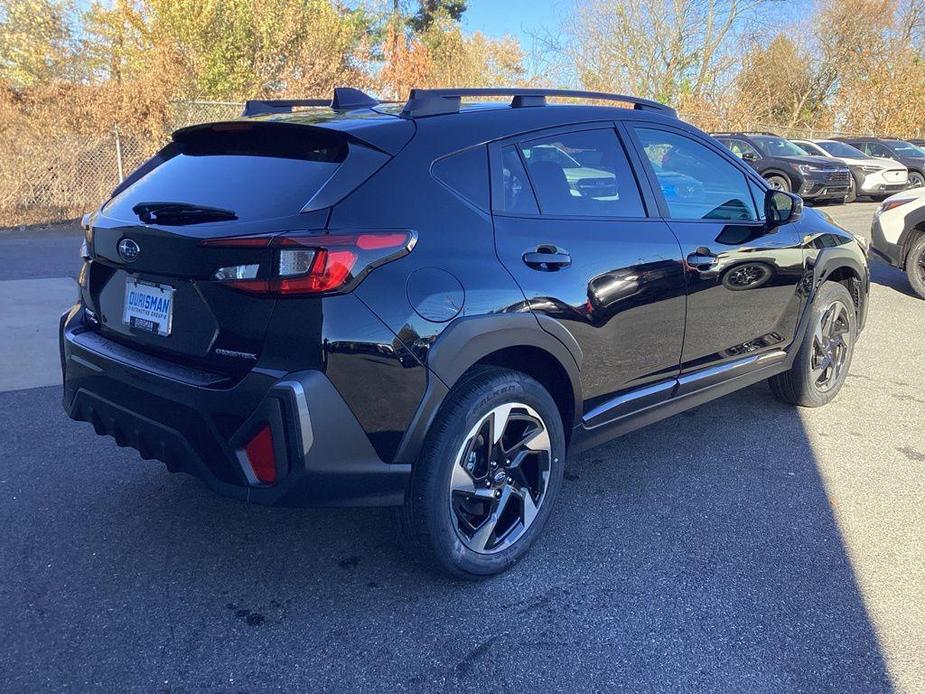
200;231;415;296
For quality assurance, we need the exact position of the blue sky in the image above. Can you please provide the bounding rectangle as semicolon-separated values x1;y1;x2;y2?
460;0;815;45
461;0;574;46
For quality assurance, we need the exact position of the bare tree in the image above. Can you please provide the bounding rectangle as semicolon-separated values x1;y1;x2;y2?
562;0;769;106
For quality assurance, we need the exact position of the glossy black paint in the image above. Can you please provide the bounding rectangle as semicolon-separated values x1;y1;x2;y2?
61;96;870;507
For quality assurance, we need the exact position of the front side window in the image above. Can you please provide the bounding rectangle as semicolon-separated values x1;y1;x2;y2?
633;127;758;222
725;138;760;160
519;129;645;217
863;142;893;158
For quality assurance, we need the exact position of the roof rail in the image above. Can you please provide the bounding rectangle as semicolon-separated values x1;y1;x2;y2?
400;88;676;118
242;87;378;117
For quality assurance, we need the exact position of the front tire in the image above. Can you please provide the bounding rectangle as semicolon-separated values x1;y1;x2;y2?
909;170;925;189
905;234;925;299
770;281;857;407
398;367;566;579
766;174;791;193
845;174;858;203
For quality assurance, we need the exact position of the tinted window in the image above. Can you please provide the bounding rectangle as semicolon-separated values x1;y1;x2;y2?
862;142;893;158
433;146;489;210
796;141;827;156
634;127;758;221
886;140;925;157
520;129;645;217
750;136;808;157
105;126;347;223
817;141;866;158
500;145;538;214
725;138;760;159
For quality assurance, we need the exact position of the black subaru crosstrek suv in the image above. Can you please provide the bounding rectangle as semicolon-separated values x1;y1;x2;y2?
711;132;852;202
62;88;869;578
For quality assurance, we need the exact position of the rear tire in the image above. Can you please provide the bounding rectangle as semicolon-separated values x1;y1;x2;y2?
397;367;566;579
909;171;925;189
770;281;857;407
905;234;925;299
766;174;791;193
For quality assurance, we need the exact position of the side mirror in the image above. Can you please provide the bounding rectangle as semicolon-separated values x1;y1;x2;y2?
765;190;803;226
742;151;759;163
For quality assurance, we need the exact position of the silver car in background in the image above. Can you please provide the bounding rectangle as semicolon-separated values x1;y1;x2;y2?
792;139;909;201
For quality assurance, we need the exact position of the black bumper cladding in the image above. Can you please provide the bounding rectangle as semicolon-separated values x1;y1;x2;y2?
60;307;409;507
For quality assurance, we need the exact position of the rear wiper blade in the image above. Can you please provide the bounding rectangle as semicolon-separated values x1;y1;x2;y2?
132;202;238;225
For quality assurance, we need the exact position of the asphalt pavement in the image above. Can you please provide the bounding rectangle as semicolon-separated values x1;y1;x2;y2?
0;204;922;692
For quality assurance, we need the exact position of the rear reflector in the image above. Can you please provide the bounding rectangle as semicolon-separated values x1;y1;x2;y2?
244;423;276;484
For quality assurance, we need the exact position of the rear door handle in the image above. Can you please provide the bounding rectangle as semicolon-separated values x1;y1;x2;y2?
523;245;571;270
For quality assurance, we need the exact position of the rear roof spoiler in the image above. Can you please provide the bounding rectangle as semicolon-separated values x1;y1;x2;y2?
242;87;378;117
399;88;676;119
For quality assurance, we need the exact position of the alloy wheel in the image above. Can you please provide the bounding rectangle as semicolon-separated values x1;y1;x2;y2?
811;299;852;392
448;403;551;554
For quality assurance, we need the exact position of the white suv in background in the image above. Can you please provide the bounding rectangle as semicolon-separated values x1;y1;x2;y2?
793;139;908;202
870;187;925;298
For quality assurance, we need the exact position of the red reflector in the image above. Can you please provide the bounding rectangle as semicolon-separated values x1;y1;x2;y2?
356;233;409;250
244;424;276;484
199;236;273;248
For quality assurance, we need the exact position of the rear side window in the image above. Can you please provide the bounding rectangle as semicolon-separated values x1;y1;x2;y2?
501;145;539;214
520;129;645;217
432;146;489;211
104;124;348;224
633;127;758;222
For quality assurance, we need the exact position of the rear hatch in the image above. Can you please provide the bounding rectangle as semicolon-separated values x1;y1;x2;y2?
82;119;399;377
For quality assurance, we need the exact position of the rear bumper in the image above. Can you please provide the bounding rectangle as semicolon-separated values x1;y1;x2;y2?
60;306;410;507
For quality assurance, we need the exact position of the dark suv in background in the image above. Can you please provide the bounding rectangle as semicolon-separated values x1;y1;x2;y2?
712;131;851;202
62;88;869;578
834;136;925;188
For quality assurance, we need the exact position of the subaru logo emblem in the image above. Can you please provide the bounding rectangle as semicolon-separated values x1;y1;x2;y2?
117;238;140;263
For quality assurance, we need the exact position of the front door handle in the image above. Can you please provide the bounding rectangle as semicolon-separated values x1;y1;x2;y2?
523;245;571;271
686;247;719;268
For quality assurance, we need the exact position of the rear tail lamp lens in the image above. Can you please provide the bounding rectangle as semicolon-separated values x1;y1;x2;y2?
243;423;276;484
201;231;415;296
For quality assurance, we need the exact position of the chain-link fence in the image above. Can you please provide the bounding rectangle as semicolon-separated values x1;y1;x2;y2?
0;100;244;228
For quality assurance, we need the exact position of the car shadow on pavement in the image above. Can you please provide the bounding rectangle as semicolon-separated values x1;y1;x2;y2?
2;384;894;692
870;255;918;299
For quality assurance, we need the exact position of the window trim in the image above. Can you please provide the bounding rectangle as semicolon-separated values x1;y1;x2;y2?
621;120;769;225
489;122;657;221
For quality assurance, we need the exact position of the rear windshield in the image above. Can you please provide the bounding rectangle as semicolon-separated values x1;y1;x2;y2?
104;124;346;224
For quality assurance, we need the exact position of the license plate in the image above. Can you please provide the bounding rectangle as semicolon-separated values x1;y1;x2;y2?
122;278;174;337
